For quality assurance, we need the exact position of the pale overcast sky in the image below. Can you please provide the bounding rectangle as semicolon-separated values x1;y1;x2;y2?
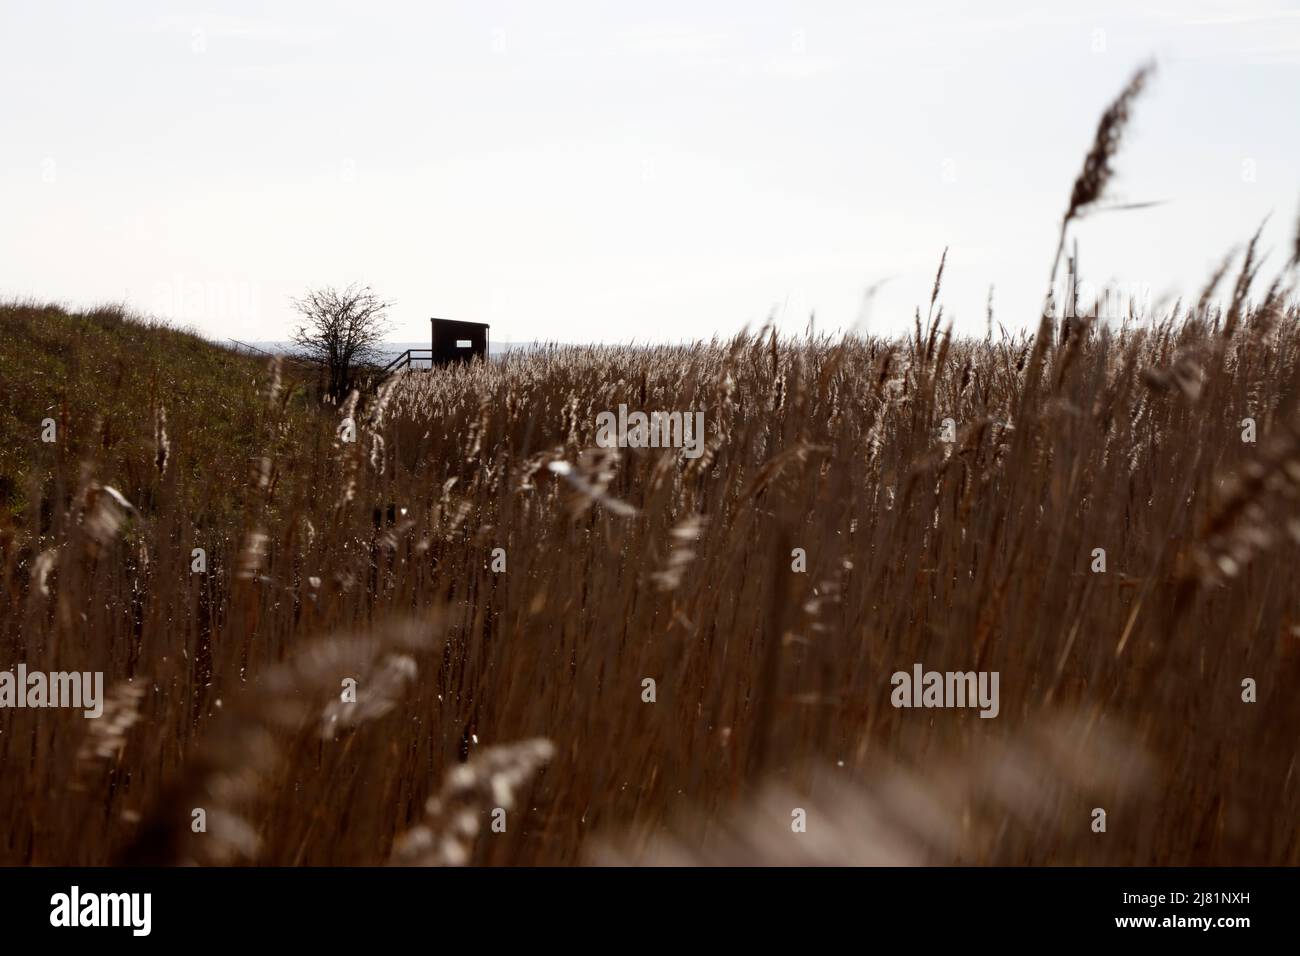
2;1;1298;345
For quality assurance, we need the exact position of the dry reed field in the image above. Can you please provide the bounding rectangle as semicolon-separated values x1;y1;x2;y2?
3;69;1300;868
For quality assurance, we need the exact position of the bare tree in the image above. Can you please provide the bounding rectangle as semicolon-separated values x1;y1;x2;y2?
290;284;392;399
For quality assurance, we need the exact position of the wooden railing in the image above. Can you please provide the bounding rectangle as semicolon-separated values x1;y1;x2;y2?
379;348;434;375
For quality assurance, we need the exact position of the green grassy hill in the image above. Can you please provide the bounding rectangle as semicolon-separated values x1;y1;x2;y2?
0;300;323;523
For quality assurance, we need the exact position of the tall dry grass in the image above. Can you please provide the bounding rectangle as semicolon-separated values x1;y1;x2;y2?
4;293;1299;865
